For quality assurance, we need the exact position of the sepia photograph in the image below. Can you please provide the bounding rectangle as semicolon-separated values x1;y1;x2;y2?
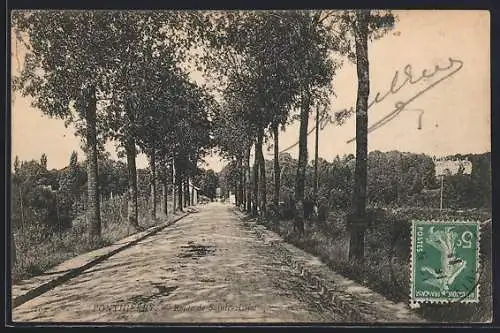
8;9;492;324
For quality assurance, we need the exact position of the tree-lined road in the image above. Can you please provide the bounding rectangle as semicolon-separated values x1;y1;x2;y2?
13;203;344;323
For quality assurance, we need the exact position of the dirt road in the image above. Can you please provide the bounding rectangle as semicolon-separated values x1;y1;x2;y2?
13;202;345;323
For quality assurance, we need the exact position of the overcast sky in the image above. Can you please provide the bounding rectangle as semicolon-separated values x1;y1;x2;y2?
11;10;490;172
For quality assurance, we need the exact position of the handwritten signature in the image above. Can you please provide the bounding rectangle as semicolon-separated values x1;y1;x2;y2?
279;57;464;153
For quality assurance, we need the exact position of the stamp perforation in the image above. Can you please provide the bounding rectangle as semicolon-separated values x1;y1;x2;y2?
410;219;481;305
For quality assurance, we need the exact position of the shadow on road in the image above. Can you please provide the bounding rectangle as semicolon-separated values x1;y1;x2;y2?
128;283;179;305
178;241;216;259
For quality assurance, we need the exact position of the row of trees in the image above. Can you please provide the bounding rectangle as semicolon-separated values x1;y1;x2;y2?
12;150;224;236
19;10;484;263
200;10;395;259
220;151;491;214
12;11;214;242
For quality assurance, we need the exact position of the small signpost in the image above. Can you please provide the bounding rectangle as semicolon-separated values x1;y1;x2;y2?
433;157;472;211
440;174;444;211
229;192;236;205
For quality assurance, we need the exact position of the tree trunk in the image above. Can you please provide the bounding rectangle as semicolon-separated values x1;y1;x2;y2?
85;86;101;239
252;143;259;216
150;150;157;220
273;124;280;207
172;158;176;212
246;148;252;213
241;175;246;208
162;180;168;216
257;129;266;215
313;104;320;204
186;179;190;206
295;90;310;231
237;180;241;206
11;230;16;268
238;157;244;207
125;138;139;230
191;182;195;206
234;166;239;206
177;173;184;212
18;186;25;231
184;177;190;207
240;156;246;209
349;10;370;261
183;178;186;208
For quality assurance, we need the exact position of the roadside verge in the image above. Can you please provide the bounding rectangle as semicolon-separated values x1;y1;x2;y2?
233;209;425;323
12;210;194;309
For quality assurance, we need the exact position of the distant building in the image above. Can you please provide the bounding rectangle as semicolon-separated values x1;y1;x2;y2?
434;158;472;177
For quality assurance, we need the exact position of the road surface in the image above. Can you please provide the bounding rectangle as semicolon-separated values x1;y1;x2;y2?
13;202;346;323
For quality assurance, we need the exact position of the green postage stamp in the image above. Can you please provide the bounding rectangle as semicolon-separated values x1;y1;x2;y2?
410;220;480;304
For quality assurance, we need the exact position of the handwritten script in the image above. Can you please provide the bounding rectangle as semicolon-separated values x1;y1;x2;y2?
279;57;464;153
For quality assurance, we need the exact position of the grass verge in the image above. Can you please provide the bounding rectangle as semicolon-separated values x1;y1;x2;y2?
256;208;492;323
12;199;175;283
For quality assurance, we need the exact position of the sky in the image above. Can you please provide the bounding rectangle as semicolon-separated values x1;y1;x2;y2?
10;10;490;172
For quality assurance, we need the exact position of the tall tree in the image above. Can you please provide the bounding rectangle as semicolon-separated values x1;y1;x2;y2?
193;11;306;214
170;81;213;209
12;11;126;240
295;89;311;228
330;9;395;260
134;60;188;220
102;11;195;230
212;100;254;209
349;10;370;260
290;12;336;232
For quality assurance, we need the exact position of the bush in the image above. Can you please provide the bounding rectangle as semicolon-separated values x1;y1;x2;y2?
317;202;329;222
279;199;295;220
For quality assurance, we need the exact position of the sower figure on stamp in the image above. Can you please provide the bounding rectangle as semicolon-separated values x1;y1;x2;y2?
421;226;467;291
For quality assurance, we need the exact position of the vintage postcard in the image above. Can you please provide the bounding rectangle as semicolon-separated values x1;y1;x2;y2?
8;9;492;325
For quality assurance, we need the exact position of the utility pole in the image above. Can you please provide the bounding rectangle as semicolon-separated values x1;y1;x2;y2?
439;175;444;211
